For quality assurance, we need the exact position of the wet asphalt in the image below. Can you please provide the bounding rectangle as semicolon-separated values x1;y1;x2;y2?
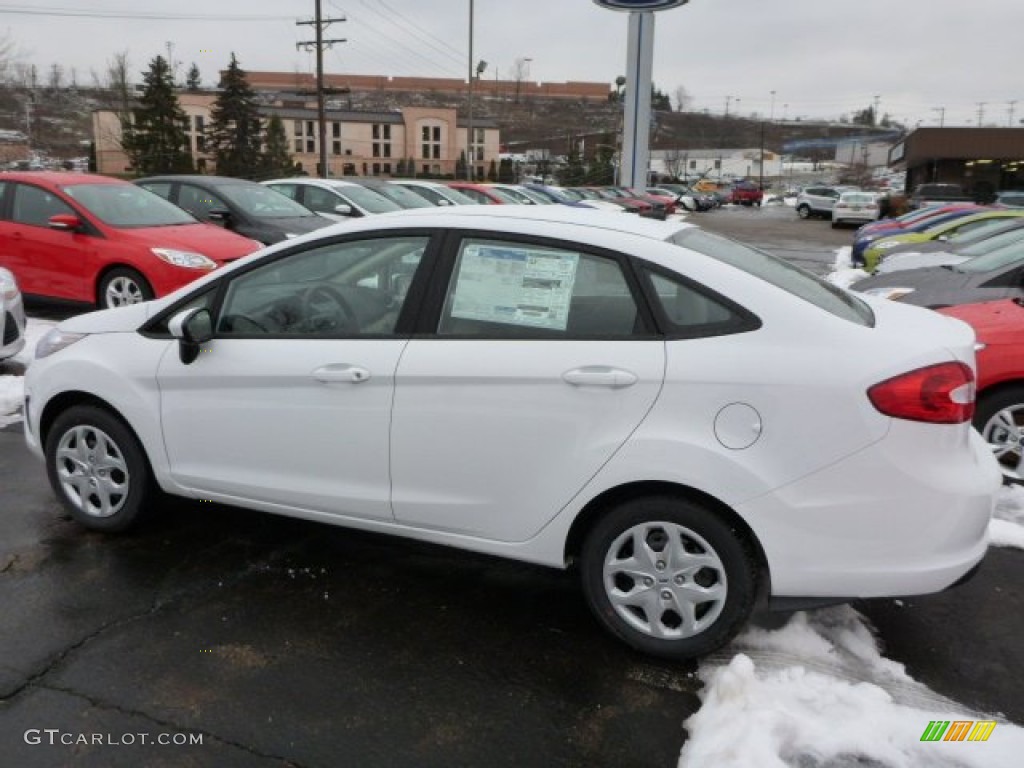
0;204;1021;767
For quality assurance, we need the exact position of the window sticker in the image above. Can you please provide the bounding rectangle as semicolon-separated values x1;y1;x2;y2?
449;244;579;330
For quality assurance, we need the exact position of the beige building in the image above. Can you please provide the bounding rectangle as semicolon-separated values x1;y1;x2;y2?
93;92;500;179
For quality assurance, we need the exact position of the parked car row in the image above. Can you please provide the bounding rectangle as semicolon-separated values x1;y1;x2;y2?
1;171;681;312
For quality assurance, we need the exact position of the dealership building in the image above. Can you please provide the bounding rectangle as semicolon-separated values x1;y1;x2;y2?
889;128;1024;199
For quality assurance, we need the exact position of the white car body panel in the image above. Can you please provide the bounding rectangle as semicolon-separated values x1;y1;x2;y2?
23;205;999;603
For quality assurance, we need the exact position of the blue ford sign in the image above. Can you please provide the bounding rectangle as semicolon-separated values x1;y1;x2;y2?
593;0;689;10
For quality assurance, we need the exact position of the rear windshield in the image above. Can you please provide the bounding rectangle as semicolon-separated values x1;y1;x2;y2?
667;228;875;327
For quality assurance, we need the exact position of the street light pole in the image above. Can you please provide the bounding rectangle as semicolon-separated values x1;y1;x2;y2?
466;0;475;180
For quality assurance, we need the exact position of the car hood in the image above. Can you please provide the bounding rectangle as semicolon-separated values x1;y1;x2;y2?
113;223;261;261
874;251;969;274
57;301;155;334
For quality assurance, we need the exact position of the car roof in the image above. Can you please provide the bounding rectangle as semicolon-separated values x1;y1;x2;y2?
356;202;694;241
136;175;258;187
1;171;126;187
263;177;361;189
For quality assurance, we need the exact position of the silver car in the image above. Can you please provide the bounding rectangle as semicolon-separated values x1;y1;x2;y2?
853;239;1024;308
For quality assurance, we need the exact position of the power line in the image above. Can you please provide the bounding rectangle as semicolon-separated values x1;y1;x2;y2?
358;0;466;67
0;4;293;21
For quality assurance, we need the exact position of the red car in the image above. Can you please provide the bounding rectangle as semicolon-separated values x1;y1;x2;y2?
0;172;261;309
938;299;1024;483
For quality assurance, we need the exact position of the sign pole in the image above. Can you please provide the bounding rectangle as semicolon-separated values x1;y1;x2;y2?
621;11;655;188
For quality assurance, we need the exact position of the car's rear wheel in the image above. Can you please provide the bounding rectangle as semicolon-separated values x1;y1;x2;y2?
580;495;757;659
99;268;153;309
975;386;1024;484
45;405;156;532
796;204;811;219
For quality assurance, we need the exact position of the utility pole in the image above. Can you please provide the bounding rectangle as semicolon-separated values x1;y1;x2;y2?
873;94;881;125
932;106;945;127
724;95;731;118
297;0;345;178
1008;101;1018;127
976;102;986;127
466;0;475;180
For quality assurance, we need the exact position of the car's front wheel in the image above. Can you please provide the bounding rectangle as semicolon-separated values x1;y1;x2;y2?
796;204;811;219
45;405;156;532
580;495;757;659
99;267;153;309
975;386;1024;484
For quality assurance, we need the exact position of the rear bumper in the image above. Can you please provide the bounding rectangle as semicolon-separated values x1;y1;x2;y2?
740;423;999;599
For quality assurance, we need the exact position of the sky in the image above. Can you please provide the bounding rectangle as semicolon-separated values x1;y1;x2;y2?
3;0;1024;130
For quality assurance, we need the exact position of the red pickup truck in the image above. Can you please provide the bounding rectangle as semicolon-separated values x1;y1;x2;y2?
730;181;764;207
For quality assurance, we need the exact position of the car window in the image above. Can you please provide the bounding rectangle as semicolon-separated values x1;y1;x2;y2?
438;239;642;337
644;269;752;335
269;183;299;200
11;184;75;226
217;235;429;337
178;184;229;219
452;187;491;205
217;184;318;219
955;239;1024;273
303;185;352;215
139;181;173;200
667;228;875;327
326;184;402;214
63;184;196;228
946;217;1020;241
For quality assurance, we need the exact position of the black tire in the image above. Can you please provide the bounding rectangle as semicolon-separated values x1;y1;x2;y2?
45;405;157;532
831;220;840;228
974;385;1024;485
98;267;154;309
796;204;811;219
580;495;757;659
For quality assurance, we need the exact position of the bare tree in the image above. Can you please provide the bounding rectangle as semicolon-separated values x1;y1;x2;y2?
47;63;64;91
673;84;692;113
509;57;531;103
663;147;685;180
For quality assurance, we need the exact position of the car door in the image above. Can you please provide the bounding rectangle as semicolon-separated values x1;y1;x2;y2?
390;234;666;542
0;182;92;300
156;231;437;520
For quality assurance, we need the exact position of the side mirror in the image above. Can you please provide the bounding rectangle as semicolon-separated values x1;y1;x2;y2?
168;307;213;365
49;214;83;232
207;208;231;223
333;203;354;216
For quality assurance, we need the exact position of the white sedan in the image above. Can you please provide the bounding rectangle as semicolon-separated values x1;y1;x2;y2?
23;206;999;659
832;191;880;227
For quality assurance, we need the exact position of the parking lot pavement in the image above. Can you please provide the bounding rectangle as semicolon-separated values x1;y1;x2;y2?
0;426;701;767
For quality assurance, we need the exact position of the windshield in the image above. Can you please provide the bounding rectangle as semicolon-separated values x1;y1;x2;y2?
328;184;402;213
667;228;874;327
218;184;319;218
955;238;1024;273
62;184;197;228
956;224;1024;257
361;183;433;209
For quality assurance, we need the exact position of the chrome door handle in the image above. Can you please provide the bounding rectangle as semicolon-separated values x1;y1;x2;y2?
312;364;372;384
562;366;638;389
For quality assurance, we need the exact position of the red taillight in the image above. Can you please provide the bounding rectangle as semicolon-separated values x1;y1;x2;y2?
867;362;975;424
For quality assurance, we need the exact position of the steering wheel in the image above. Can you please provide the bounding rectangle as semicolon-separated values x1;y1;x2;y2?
299;284;360;334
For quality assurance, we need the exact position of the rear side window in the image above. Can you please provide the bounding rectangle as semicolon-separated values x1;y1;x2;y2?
667;228;875;327
643;268;757;337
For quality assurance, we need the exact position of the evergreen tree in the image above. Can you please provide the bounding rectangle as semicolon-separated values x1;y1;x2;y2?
121;55;193;174
186;63;201;91
259;114;293;178
207;53;262;178
558;143;585;186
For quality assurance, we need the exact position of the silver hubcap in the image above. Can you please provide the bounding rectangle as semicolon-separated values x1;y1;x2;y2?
105;276;144;307
982;404;1024;482
603;522;727;640
55;425;130;518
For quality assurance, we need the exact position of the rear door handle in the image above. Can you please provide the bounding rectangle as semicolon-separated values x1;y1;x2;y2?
312;364;371;384
562;366;638;389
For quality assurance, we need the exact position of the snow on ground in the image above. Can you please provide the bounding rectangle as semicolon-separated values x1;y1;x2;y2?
826;244;870;288
681;606;1024;767
992;486;1024;550
0;316;58;428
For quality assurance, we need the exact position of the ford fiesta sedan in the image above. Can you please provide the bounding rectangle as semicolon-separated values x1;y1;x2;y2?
23;206;999;659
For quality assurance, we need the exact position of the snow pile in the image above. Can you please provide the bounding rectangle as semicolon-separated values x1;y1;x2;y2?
0;317;58;428
992;486;1024;550
825;245;869;289
681;606;1024;767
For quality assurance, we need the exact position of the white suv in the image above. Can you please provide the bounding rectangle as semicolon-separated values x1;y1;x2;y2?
796;186;843;219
